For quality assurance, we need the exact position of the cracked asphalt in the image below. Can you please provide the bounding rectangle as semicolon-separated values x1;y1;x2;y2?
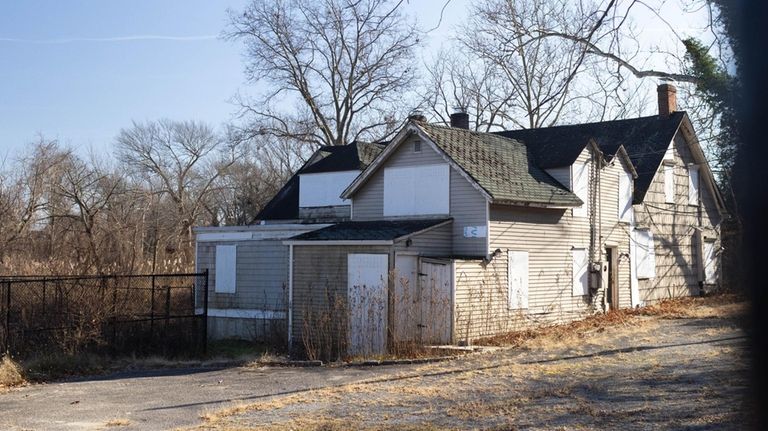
0;298;751;430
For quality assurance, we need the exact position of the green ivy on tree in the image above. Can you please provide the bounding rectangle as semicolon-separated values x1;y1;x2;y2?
682;37;740;206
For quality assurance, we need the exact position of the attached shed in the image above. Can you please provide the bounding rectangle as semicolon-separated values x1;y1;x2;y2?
194;223;329;343
283;219;455;359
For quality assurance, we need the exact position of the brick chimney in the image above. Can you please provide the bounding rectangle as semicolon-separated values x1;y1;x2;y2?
657;83;677;117
450;108;469;129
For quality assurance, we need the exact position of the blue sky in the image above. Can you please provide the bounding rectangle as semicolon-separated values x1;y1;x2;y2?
0;0;709;160
0;0;249;158
0;0;467;159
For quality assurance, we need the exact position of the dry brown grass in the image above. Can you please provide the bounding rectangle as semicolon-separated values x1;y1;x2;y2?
475;293;746;348
104;418;132;427
635;293;747;319
0;356;26;389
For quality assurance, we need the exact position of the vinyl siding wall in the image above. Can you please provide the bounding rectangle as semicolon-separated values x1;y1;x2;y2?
454;147;634;341
290;245;391;358
633;132;722;303
196;240;289;340
352;134;488;257
290;225;453;357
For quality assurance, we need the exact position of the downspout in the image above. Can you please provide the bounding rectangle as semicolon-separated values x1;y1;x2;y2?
288;244;294;353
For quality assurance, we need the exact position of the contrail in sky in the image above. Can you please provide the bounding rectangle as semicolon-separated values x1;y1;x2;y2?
0;35;218;44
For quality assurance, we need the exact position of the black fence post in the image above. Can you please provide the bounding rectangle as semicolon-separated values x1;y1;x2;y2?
41;277;46;316
202;269;209;356
150;274;155;344
4;281;10;354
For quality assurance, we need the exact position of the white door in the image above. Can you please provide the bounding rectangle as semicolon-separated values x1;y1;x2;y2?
347;254;388;357
419;260;452;345
393;254;419;343
703;241;718;284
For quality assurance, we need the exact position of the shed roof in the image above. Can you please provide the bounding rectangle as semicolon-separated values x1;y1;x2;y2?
495;112;685;203
414;122;582;207
287;219;451;242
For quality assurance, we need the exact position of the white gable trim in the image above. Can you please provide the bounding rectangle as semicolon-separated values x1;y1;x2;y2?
341;122;492;202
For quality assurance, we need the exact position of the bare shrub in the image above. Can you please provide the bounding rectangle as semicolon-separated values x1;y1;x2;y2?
301;291;348;362
0;356;25;388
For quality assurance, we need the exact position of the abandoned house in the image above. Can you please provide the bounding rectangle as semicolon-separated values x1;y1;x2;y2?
194;84;725;358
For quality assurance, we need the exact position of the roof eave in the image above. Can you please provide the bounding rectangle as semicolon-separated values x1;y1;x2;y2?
490;198;581;209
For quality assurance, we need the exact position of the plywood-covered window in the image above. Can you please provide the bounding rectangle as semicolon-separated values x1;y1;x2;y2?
383;164;449;216
572;247;589;296
664;164;675;204
507;250;529;309
618;170;633;223
299;170;360;207
215;245;237;293
635;229;656;279
688;165;700;206
572;160;589;218
703;240;718;284
663;141;675;161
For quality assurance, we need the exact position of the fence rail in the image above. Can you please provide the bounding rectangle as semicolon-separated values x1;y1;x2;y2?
0;271;209;359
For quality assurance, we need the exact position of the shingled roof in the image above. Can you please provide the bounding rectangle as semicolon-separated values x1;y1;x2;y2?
287;219;451;242
255;141;386;221
413;122;582;207
495;112;686;203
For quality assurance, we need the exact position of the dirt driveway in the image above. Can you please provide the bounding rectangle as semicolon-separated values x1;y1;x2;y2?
0;297;750;430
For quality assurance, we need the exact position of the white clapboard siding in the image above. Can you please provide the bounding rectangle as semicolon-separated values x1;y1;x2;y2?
347;253;389;357
507;250;529;309
214;245;237;294
633;132;723;302
453;146;634;341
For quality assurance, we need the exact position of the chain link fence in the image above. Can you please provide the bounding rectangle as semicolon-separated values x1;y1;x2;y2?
0;271;208;359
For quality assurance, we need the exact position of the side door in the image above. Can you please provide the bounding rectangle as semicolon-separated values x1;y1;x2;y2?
418;259;452;345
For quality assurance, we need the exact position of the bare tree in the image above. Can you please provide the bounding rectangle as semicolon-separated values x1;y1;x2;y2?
115;119;235;264
454;0;624;129
0;138;71;267
226;0;420;147
420;49;517;131
55;154;123;274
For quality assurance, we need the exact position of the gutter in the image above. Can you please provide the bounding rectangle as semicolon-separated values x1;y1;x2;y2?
282;240;394;246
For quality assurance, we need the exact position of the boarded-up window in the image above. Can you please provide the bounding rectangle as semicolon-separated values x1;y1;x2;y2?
299;170;360;207
664;164;675;204
635;229;656;279
703;240;718;284
383;164;449;216
507;250;529;309
664;141;675;161
618;170;633;223
215;245;237;293
572;161;589;218
688;165;700;206
572;248;589;296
